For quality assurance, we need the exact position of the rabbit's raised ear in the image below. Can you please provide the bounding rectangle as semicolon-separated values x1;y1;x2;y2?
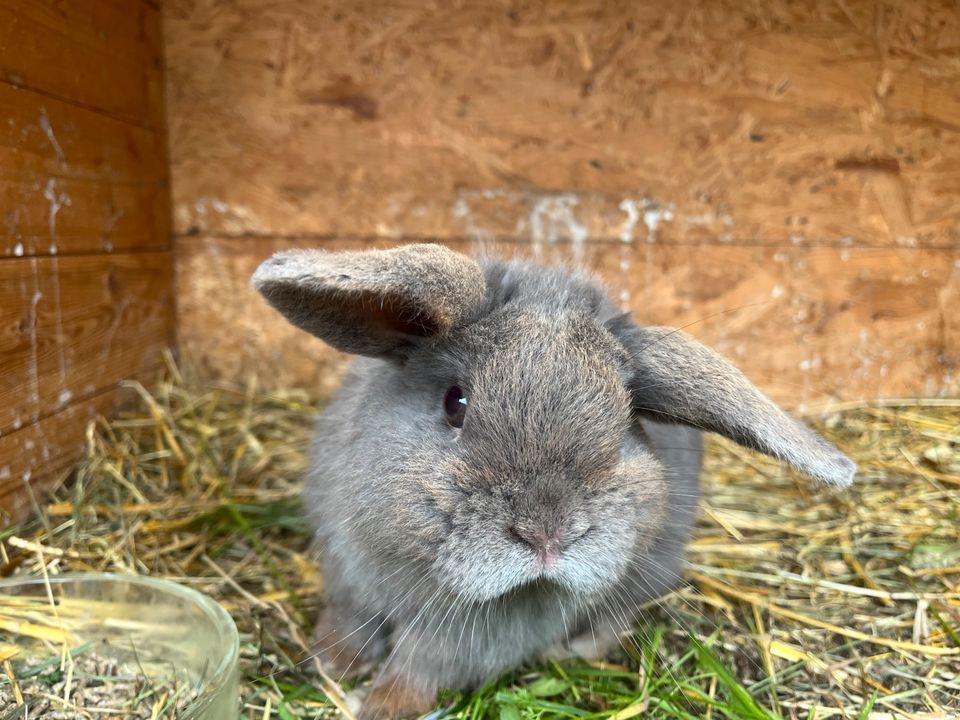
608;316;856;487
251;243;486;359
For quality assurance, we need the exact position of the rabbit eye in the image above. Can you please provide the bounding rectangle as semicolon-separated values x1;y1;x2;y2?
443;386;467;428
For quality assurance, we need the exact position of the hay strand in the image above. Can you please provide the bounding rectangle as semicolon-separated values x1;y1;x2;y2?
2;370;958;717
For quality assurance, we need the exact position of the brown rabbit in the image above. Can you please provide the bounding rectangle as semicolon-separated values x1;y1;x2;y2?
252;243;855;719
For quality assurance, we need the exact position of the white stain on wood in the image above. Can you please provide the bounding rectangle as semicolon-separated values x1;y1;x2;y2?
618;243;631;310
683;210;734;229
451;192;496;245
42;179;70;387
43;178;70;254
529;194;588;261
452;189;675;250
27;272;43;416
179;197;263;234
618;199;641;243
39;108;66;166
49;255;67;386
641;199;674;242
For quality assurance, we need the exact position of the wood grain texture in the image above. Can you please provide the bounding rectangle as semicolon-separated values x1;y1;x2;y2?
166;0;960;247
166;0;960;402
0;73;169;258
0;1;172;522
0;252;174;438
0;251;173;522
175;237;960;409
0;388;121;525
0;0;163;127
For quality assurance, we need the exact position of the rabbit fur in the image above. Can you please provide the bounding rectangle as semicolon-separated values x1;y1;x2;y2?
252;243;855;719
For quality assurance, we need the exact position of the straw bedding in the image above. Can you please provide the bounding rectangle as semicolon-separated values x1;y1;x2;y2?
1;363;958;718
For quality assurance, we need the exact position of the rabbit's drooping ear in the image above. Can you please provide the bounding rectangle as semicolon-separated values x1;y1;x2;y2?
252;243;487;359
609;317;856;487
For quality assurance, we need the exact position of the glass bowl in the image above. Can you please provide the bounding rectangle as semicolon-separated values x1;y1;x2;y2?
0;572;239;719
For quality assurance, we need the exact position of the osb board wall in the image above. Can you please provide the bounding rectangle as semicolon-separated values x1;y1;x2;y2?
0;0;174;524
166;0;960;407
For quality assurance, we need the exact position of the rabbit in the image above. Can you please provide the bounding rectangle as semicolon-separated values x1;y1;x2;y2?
252;243;855;720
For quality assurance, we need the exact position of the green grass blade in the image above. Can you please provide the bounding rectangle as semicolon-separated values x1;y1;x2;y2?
692;637;775;720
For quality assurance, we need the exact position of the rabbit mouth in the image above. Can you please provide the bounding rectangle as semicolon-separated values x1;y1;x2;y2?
482;575;585;608
437;540;630;605
484;557;624;604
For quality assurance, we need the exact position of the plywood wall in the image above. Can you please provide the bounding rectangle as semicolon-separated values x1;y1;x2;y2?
0;1;174;524
166;0;960;406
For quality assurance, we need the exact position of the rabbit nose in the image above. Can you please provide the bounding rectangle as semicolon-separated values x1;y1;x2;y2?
515;528;562;569
509;522;589;568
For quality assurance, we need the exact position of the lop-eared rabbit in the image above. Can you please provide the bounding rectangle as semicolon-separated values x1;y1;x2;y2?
253;243;854;719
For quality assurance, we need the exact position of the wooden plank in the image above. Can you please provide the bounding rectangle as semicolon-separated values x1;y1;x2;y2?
0;72;168;258
175;236;960;409
166;0;960;247
0;252;174;438
0;0;162;127
0;82;165;183
0;179;169;258
0;1;171;524
0;388;121;525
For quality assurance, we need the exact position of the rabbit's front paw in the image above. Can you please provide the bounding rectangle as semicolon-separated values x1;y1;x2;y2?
359;674;435;720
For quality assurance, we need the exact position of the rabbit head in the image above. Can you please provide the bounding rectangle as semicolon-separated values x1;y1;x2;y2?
253;244;854;602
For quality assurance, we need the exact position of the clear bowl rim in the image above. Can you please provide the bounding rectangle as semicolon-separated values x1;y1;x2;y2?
0;572;240;712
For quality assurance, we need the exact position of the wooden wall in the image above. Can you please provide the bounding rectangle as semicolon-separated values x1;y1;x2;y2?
167;0;960;405
0;1;174;524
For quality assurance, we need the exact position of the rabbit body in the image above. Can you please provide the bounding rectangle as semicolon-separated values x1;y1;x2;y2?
251;244;854;719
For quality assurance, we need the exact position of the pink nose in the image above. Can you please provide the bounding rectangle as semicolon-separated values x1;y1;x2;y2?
510;526;566;569
537;547;561;570
532;530;562;569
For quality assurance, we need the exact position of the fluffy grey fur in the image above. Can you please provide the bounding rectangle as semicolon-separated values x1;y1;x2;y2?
252;244;855;719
